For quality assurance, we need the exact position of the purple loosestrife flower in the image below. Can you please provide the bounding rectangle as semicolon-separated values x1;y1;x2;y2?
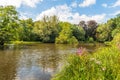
76;47;87;56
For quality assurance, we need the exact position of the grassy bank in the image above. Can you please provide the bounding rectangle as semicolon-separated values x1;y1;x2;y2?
52;46;120;80
52;33;120;80
6;41;42;45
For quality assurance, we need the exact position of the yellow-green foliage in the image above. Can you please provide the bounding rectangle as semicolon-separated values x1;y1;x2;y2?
52;46;120;80
111;33;120;51
33;16;60;42
0;6;19;45
112;33;120;44
55;22;78;44
96;21;114;42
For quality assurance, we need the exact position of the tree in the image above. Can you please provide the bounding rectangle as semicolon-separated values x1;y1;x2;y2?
96;24;109;42
0;6;19;45
86;20;98;40
55;22;78;44
33;15;61;42
96;19;116;42
19;18;35;41
78;21;87;30
72;25;85;41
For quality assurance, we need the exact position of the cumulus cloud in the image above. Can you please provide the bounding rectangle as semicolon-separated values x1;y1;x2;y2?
36;4;106;24
79;0;96;7
112;0;120;7
0;0;43;8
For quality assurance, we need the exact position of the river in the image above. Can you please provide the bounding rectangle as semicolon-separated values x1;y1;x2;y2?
0;43;104;80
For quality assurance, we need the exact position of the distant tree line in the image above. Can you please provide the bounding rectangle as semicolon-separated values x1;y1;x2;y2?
0;6;120;45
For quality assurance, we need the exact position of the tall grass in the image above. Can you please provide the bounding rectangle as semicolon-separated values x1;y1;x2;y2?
52;46;120;80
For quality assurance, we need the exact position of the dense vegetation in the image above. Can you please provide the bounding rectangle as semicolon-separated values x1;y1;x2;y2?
51;14;120;79
0;6;120;46
52;33;120;80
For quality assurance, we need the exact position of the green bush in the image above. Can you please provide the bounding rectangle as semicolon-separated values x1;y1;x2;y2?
52;47;120;80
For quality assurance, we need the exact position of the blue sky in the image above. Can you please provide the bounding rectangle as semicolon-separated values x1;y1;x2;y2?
0;0;120;24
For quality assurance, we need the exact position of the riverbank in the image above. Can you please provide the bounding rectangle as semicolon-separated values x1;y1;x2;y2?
52;33;120;80
6;41;42;45
7;41;103;45
52;46;120;80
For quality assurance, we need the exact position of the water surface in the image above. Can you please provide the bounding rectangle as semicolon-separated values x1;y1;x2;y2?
0;43;103;80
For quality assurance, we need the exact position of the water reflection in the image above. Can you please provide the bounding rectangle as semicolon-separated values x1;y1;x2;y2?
0;43;103;80
0;47;20;80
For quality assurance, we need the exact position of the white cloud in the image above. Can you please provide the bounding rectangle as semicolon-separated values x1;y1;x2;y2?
36;4;73;22
71;2;77;8
102;3;108;8
0;0;22;8
36;4;106;24
0;0;43;8
112;0;120;7
79;0;96;7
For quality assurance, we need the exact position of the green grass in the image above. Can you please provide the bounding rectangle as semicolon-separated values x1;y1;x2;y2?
6;41;42;45
52;46;120;80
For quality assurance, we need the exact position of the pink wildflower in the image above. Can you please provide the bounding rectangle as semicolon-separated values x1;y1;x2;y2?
76;47;87;56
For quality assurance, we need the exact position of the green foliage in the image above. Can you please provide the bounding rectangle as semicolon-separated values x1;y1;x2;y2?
0;6;120;45
0;6;19;45
96;24;110;42
112;27;120;37
112;33;120;48
96;16;119;42
52;47;120;80
88;37;94;43
72;25;85;41
55;22;78;44
33;15;61;43
96;22;114;42
19;18;35;41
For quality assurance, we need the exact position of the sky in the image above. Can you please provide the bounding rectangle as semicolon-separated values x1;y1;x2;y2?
0;0;120;24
